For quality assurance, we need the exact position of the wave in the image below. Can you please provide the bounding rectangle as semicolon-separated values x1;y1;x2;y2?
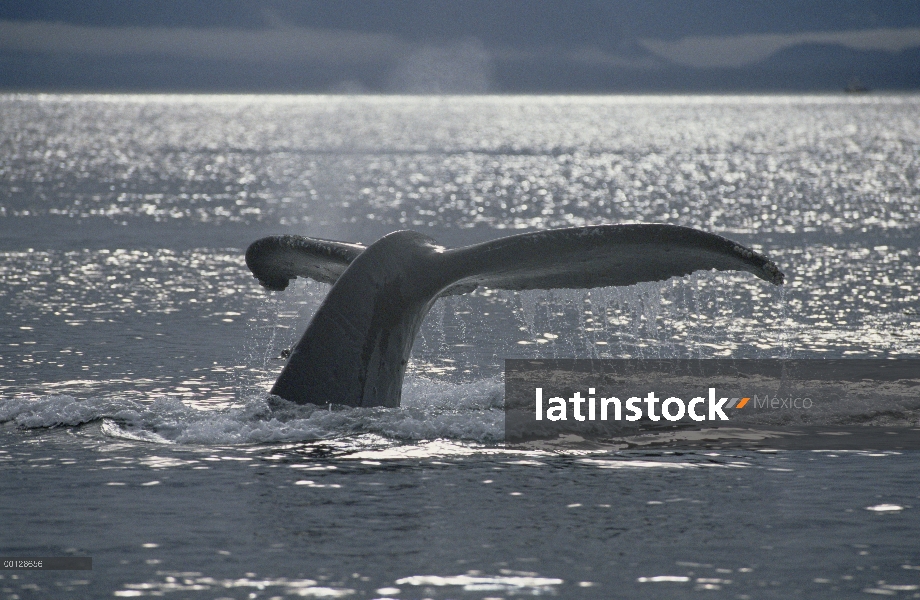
4;371;918;450
0;376;505;445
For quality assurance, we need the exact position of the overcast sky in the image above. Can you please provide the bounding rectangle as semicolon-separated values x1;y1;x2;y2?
1;1;918;92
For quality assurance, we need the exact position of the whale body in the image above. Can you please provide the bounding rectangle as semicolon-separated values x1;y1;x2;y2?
245;224;784;407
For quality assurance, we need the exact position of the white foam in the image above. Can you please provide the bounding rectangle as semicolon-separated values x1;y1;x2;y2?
0;376;505;446
395;574;563;592
865;504;904;512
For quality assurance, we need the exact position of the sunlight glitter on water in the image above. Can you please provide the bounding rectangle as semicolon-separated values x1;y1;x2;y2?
5;95;919;233
113;574;354;598
2;94;919;445
2;94;919;600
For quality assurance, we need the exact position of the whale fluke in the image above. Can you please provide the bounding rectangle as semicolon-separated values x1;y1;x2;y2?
245;224;784;408
245;235;365;291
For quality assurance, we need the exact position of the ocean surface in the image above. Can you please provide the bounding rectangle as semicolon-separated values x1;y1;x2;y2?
1;94;919;598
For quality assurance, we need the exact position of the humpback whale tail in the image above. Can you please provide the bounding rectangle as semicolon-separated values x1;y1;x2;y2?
246;225;784;408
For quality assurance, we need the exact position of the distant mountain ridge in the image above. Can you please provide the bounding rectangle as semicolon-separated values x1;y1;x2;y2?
751;43;920;90
0;36;917;92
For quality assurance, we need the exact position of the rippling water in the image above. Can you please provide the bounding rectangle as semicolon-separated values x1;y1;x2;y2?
1;94;919;598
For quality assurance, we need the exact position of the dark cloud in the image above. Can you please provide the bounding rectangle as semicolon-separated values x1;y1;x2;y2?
4;0;918;40
0;20;409;64
1;1;918;92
